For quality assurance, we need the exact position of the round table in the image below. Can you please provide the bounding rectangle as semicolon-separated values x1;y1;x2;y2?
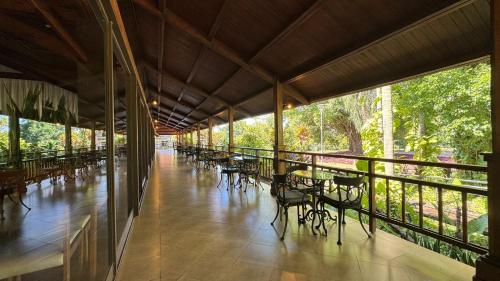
291;169;338;235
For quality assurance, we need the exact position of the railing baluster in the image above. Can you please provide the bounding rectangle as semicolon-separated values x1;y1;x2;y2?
386;178;390;218
438;187;443;235
402;181;406;224
418;184;424;229
462;191;468;243
368;160;376;233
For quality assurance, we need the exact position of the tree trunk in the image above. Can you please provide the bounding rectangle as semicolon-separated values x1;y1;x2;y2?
348;128;363;155
381;86;394;175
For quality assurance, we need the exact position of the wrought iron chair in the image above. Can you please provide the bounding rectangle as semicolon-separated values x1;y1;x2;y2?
320;175;371;245
271;174;309;240
239;158;262;192
216;158;239;190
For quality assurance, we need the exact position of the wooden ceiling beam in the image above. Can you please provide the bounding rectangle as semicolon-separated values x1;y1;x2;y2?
248;0;325;63
133;0;309;105
29;0;89;63
283;0;479;84
167;0;231;124
0;13;78;64
145;85;225;122
143;63;252;117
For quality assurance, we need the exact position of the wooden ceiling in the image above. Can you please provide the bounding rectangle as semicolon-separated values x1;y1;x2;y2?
118;0;491;134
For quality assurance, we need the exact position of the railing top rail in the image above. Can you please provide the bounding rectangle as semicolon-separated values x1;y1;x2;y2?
280;150;487;172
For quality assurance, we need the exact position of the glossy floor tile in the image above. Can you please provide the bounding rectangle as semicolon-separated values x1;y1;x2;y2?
117;150;475;281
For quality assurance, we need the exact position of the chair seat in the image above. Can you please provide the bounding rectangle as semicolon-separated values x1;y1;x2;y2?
278;190;308;204
322;191;357;208
221;167;239;174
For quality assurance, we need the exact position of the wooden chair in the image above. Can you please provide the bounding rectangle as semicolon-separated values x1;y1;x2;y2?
320;175;371;245
0;169;30;220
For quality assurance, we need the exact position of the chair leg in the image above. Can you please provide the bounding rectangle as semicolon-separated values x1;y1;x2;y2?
337;208;343;245
271;201;280;225
358;211;371;238
342;209;346;224
18;192;31;211
281;207;289;240
321;203;328;235
216;174;223;190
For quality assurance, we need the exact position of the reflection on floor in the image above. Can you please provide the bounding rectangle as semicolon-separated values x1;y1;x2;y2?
117;150;475;281
0;158;129;281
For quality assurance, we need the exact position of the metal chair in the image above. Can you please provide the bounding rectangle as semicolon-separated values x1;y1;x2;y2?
216;158;239;190
270;174;309;240
239;158;263;192
320;175;371;245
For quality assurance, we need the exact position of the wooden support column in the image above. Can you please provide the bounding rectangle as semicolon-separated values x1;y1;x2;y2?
8;109;20;166
189;130;193;145
273;79;285;175
91;120;96;150
64;117;72;155
208;116;213;149
104;20;117;274
196;122;201;146
228;106;234;153
127;75;140;216
475;1;500;280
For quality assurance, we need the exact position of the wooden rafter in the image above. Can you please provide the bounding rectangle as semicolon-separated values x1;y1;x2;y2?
283;0;479;84
143;62;251;117
132;0;310;105
168;0;231;125
0;13;77;63
192;0;324;113
248;0;325;64
146;85;225;122
29;0;89;63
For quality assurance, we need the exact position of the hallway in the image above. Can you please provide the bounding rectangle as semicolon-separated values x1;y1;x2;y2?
116;150;474;281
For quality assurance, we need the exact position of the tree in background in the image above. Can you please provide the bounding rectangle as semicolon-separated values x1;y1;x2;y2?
20;119;64;152
393;63;491;164
0;115;8;153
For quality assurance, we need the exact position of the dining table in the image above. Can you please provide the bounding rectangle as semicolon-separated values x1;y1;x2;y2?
290;169;339;235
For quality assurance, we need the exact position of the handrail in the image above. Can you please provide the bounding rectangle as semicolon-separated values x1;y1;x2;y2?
280;150;487;172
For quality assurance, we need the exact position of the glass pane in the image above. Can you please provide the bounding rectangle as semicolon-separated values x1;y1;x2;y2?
0;3;110;280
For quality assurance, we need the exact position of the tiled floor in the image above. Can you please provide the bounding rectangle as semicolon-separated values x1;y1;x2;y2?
117;150;475;281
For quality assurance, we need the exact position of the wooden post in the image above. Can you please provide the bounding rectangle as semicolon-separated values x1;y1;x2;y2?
208;116;213;149
90;120;96;150
228;106;234;153
8;109;20;166
126;75;139;216
190;130;194;146
475;0;500;279
273;79;285;175
65;116;72;155
104;20;117;274
196;122;201;146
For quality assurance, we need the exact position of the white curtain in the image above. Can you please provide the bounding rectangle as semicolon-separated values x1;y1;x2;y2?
0;78;78;122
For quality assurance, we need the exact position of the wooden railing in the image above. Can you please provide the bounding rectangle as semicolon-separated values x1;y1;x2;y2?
1;147;103;184
175;143;488;256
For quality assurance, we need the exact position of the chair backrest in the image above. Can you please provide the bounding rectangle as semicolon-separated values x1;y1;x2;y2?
333;175;366;206
285;163;308;185
243;158;259;173
0;169;25;190
272;174;288;199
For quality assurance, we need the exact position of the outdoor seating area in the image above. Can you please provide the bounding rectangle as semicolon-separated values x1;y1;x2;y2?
2;0;500;280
